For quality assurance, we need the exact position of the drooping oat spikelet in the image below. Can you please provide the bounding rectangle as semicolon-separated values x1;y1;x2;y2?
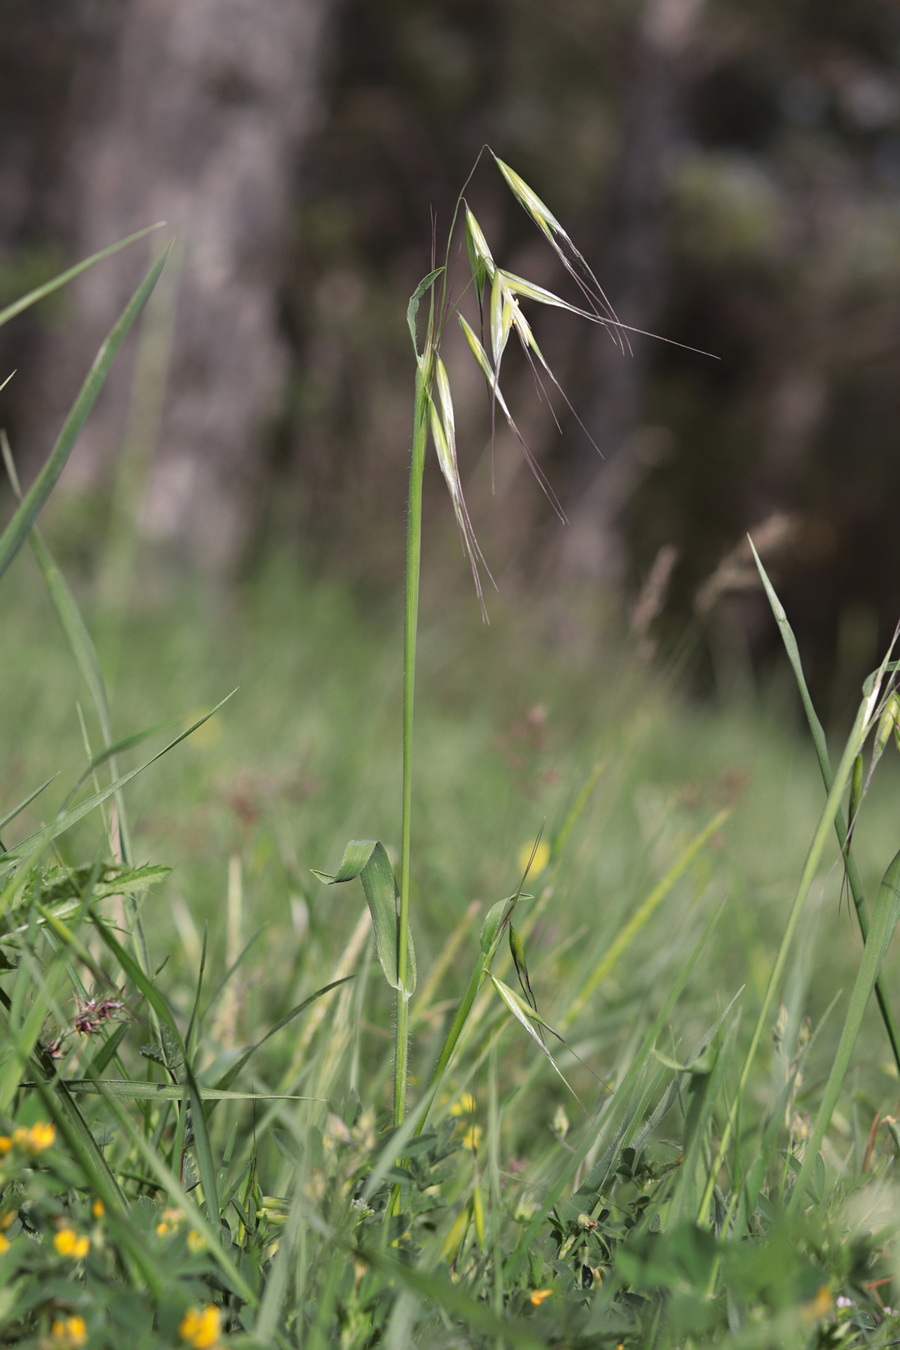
492;153;628;352
427;353;491;608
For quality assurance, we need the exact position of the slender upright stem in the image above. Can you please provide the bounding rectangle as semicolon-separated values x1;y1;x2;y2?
394;359;430;1129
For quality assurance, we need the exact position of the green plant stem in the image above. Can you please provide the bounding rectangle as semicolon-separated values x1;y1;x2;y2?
750;541;900;1075
394;359;431;1130
697;688;876;1225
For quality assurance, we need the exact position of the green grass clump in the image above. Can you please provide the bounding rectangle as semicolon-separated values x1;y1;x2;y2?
2;163;900;1350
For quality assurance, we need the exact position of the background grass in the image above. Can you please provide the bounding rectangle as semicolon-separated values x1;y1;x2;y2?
4;538;900;1347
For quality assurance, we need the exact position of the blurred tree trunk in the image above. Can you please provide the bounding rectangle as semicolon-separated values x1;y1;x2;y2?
25;0;336;575
556;0;703;589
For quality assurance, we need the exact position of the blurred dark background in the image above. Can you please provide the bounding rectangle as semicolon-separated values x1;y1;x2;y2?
2;0;900;706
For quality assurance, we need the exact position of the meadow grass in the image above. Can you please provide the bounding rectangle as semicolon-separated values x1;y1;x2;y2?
1;170;900;1349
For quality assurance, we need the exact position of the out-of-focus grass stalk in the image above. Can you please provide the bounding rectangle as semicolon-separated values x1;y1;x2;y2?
394;345;433;1130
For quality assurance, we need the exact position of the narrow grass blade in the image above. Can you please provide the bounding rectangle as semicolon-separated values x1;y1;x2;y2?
566;808;730;1026
0;246;170;581
0;776;57;837
490;974;584;1107
91;1076;257;1304
0;693;235;876
508;924;539;1015
503;897;727;1285
30;1079;314;1102
359;1246;548;1350
87;912;222;1218
212;978;353;1093
698;682;879;1223
3;431;139;874
750;539;900;1074
789;845;900;1212
0;224;164;330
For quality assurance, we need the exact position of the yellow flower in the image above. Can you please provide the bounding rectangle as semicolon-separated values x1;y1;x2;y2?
449;1093;476;1117
460;1124;482;1152
0;1234;9;1255
802;1286;833;1322
187;1229;207;1253
53;1229;90;1260
91;1199;104;1220
529;1288;553;1306
50;1316;88;1347
179;1305;221;1349
0;1137;12;1156
12;1122;55;1154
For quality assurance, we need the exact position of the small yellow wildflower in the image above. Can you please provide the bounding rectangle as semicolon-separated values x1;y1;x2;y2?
801;1286;833;1322
0;1233;9;1255
179;1304;221;1349
529;1288;553;1307
187;1229;207;1253
0;1209;14;1230
156;1221;173;1237
50;1315;88;1347
91;1199;104;1219
0;1137;12;1156
449;1093;476;1117
53;1229;90;1260
10;1122;55;1155
460;1124;482;1152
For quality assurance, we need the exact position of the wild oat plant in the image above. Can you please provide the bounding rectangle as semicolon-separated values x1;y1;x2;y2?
1;156;900;1349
